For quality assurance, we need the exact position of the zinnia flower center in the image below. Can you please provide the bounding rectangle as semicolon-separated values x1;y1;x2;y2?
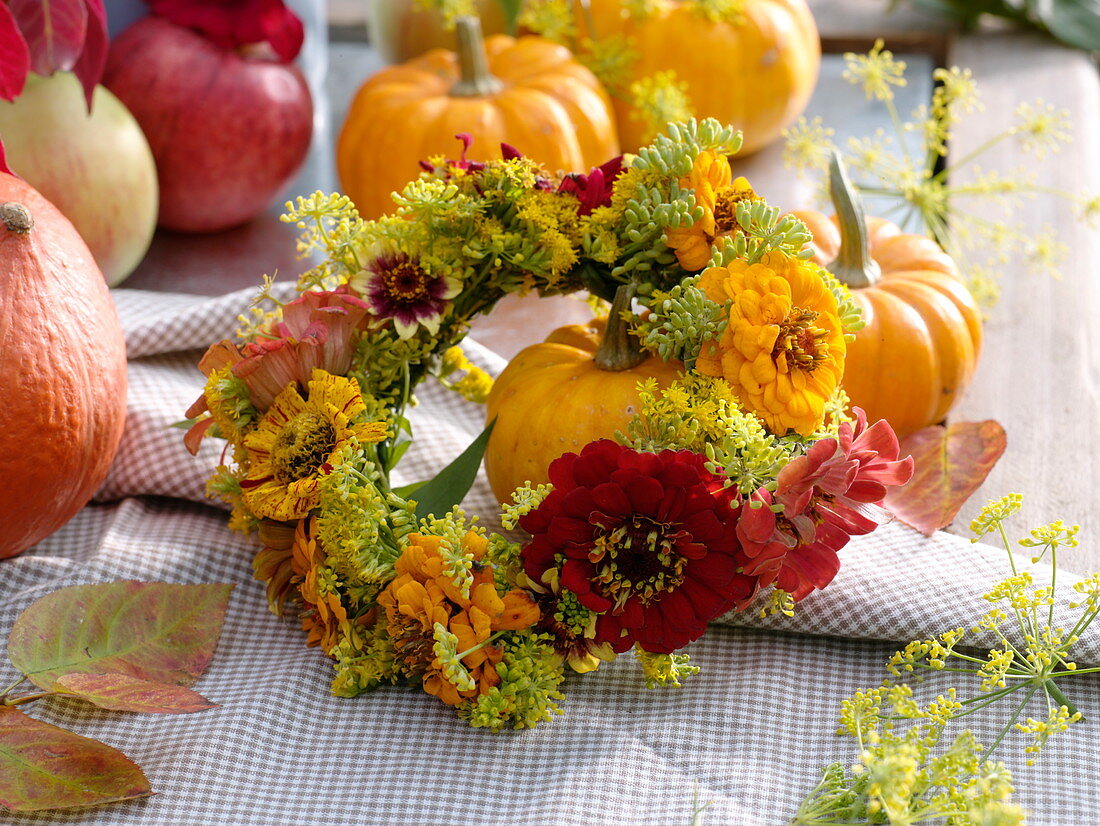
712;185;756;234
270;412;336;483
773;307;831;372
588;515;691;609
378;258;433;304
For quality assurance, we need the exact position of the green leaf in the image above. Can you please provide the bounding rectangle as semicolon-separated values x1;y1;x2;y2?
0;706;151;812
411;419;496;521
1042;0;1100;52
53;672;217;714
8;582;233;692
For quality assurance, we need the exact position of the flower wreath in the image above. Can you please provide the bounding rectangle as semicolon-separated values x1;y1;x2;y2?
186;119;914;731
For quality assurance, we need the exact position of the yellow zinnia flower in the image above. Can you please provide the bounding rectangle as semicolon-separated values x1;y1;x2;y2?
241;369;388;522
665;149;758;271
695;254;846;436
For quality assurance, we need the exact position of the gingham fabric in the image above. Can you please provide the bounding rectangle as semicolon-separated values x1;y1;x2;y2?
2;287;1096;826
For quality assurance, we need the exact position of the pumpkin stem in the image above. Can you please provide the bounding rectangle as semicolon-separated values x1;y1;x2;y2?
594;282;648;372
826;151;881;289
451;16;505;97
0;203;33;234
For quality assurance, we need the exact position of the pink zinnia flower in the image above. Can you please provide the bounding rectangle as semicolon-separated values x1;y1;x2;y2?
736;409;914;600
352;251;459;340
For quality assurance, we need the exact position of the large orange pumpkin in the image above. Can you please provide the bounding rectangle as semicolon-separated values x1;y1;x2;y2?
790;156;982;438
0;175;128;559
583;0;820;155
485;288;681;503
338;16;620;220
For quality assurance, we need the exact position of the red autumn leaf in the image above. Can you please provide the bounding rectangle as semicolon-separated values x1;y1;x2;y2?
0;2;31;102
0;706;151;812
8;0;88;76
0;139;11;176
70;0;108;108
883;420;1008;536
148;0;304;62
54;672;218;714
8;581;234;692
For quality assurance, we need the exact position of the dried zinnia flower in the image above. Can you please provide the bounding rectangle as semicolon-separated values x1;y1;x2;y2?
240;369;388;522
377;531;540;707
695;253;846;437
520;440;756;655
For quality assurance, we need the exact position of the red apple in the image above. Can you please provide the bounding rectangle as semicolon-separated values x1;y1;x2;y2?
102;16;313;233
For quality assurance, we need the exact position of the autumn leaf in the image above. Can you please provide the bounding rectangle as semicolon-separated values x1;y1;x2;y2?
0;2;31;103
70;0;107;107
883;420;1008;536
53;672;218;714
0;706;151;812
8;581;234;692
8;0;89;76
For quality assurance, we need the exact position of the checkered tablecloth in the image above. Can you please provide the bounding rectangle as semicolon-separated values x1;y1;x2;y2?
2;287;1097;826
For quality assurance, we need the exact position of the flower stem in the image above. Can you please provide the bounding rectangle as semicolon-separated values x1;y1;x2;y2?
984;683;1038;758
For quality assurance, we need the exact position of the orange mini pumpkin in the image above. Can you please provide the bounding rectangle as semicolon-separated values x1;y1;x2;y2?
0;176;128;559
583;0;820;155
485;287;681;503
790;155;982;438
337;16;619;220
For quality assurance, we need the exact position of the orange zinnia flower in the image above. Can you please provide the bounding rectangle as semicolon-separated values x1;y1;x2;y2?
292;516;349;655
378;531;540;707
665;149;758;271
695;254;846;437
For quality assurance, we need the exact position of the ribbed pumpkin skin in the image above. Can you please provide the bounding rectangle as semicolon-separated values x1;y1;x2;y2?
586;0;819;155
484;321;682;503
337;34;620;219
792;210;983;438
0;176;128;558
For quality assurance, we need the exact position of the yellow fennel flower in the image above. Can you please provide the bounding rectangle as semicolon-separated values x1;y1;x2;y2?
241;370;388;522
665;149;758;271
695;254;846;436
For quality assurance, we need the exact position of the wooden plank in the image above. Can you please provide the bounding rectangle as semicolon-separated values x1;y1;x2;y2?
945;33;1100;571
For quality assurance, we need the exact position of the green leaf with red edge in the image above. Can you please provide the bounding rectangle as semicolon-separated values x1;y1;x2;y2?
883;420;1008;537
8;581;234;692
0;706;151;812
8;0;88;76
0;2;31;102
53;673;218;714
70;0;108;108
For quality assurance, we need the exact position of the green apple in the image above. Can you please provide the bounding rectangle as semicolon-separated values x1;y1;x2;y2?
0;72;159;286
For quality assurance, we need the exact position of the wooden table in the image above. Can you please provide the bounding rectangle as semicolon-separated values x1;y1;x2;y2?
121;1;1100;571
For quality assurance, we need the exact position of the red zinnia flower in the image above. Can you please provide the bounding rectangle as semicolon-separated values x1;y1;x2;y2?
736;409;914;600
519;440;756;655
